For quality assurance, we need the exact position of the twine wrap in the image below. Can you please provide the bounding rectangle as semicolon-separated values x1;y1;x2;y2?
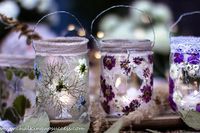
33;37;89;55
100;39;153;53
0;54;34;68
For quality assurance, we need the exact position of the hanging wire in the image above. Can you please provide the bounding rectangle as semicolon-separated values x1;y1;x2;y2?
31;11;86;52
90;5;156;48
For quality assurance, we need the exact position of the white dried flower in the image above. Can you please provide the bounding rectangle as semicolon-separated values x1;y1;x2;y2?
170;64;180;79
173;90;183;105
74;59;88;78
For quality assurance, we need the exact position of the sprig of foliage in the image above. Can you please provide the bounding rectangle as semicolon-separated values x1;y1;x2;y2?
0;13;41;45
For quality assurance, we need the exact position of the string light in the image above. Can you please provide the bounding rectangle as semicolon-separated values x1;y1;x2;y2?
67;24;75;31
94;51;101;59
78;28;86;36
97;31;104;38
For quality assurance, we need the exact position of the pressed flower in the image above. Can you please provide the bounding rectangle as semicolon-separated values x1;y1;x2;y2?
56;79;66;92
122;99;140;115
143;68;150;78
173;53;184;64
168;95;177;111
74;59;88;78
100;76;115;102
76;96;86;110
34;63;42;80
148;54;153;64
150;74;153;86
101;100;110;114
170;64;179;79
169;76;174;95
196;103;200;112
103;55;116;70
172;91;183;105
187;53;200;64
133;57;144;65
10;77;23;92
140;85;152;103
120;59;131;75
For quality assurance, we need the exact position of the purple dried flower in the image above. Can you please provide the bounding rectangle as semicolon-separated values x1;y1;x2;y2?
187;53;200;64
100;76;115;102
133;57;144;65
196;104;200;112
150;74;153;86
148;54;153;64
143;68;150;78
169;76;174;95
140;85;152;103
174;53;184;64
122;99;140;115
101;100;110;114
120;59;131;75
103;55;116;70
168;95;177;111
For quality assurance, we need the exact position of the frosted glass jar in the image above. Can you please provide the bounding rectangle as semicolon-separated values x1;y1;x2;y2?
0;54;35;124
100;39;153;117
34;37;89;120
169;36;200;112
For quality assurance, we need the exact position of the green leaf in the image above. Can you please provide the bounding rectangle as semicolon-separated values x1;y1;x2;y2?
5;69;13;81
3;107;20;124
14;111;49;133
28;71;35;80
179;109;200;130
52;122;90;133
105;119;123;133
13;95;31;117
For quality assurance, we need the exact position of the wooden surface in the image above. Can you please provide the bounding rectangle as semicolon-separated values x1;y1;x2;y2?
50;115;192;131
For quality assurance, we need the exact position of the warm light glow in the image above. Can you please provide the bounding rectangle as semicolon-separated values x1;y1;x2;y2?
67;24;75;31
133;28;145;39
78;29;86;36
194;90;199;95
59;91;75;107
94;51;101;59
115;77;122;88
97;31;104;38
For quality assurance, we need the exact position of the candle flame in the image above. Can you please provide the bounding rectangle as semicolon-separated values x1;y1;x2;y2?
115;77;122;88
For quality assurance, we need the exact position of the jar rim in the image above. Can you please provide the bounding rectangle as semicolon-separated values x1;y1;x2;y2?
33;37;89;54
0;54;34;68
100;39;153;51
170;36;200;53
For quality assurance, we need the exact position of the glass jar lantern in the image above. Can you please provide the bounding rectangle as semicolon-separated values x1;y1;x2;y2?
169;37;200;112
34;37;89;120
0;54;35;124
100;39;153;117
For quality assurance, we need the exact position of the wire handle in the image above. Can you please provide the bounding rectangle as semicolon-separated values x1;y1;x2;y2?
169;11;200;38
32;11;86;51
90;5;155;48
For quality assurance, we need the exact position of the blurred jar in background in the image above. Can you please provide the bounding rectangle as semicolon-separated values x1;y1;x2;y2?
0;54;35;124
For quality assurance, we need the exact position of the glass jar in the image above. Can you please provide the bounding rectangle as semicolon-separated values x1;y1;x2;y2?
34;37;89;120
0;54;35;124
100;39;153;117
169;36;200;112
